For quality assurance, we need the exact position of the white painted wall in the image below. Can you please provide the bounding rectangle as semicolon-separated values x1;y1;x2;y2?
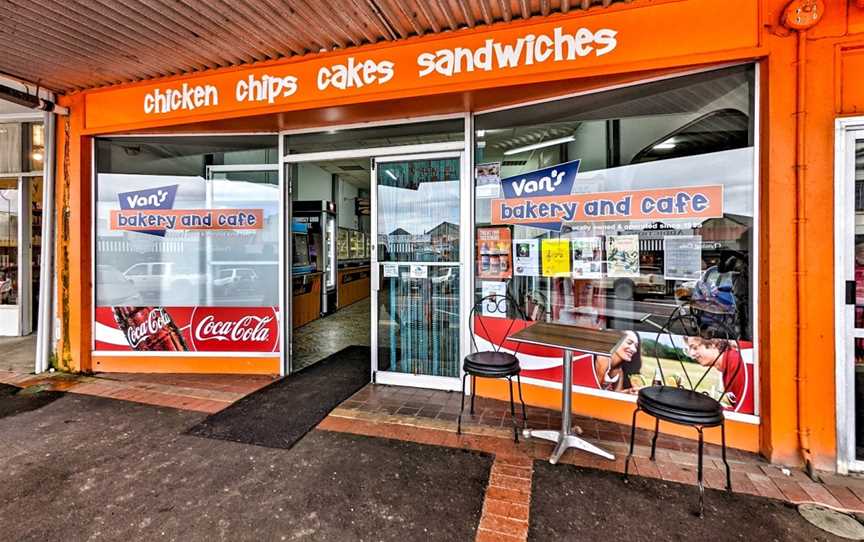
338;180;359;230
296;163;333;201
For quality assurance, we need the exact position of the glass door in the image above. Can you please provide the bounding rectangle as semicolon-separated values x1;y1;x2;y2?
372;152;465;390
839;128;864;472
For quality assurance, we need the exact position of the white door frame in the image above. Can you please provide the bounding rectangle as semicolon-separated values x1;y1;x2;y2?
371;150;467;391
281;141;469;390
834;116;864;474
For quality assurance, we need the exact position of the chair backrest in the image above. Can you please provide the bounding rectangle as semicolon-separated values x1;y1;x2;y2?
653;301;743;407
469;293;528;356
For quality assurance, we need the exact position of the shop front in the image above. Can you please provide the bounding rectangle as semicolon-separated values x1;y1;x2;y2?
50;0;864;472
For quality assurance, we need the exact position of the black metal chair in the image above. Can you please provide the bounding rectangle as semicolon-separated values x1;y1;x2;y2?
624;303;742;517
458;293;528;442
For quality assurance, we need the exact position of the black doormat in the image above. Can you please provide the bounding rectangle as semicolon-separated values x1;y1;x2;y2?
529;461;845;542
0;383;64;419
187;345;370;450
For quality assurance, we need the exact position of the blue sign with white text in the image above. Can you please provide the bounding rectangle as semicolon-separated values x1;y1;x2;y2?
500;160;580;231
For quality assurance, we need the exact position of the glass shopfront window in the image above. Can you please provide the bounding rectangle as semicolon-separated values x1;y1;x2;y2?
473;65;757;415
94;136;281;353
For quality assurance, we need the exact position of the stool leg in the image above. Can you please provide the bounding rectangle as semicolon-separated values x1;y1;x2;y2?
458;373;468;435
650;417;660;461
624;407;639;480
470;375;476;415
697;426;705;518
508;376;518;443
721;421;732;492
516;373;527;428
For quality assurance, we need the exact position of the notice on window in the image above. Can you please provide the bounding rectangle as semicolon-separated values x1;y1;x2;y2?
409;264;427;279
475;162;501;198
481;281;508;318
383;263;399;278
606;235;640;278
541;239;571;277
477;226;512;280
663;235;702;280
513;239;540;277
571;237;603;279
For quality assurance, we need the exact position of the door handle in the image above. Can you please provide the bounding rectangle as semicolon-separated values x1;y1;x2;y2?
847;280;856;305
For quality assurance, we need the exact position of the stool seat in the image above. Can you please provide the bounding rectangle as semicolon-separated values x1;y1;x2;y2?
464;351;520;377
637;386;724;427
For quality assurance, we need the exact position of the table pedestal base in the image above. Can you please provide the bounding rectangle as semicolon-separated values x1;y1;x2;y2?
523;429;616;464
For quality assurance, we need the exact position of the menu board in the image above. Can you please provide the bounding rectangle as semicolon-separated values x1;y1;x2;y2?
337;227;350;260
513;239;540;277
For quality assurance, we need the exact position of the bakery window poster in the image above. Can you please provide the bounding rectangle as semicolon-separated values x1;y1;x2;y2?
477;226;512;280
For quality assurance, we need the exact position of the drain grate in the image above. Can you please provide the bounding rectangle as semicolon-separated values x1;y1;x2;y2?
798;504;864;540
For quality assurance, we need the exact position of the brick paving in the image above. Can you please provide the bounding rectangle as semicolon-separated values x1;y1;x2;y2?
5;366;864;539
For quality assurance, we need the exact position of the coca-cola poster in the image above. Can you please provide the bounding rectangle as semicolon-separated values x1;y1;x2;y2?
95;306;280;353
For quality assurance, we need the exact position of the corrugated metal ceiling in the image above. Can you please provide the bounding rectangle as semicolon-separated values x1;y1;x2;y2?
0;0;628;93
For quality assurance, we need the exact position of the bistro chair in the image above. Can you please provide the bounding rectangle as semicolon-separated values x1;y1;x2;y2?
624;302;742;517
458;293;528;442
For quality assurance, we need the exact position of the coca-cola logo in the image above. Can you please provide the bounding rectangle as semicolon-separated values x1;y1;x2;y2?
195;315;273;342
127;307;171;347
189;307;279;352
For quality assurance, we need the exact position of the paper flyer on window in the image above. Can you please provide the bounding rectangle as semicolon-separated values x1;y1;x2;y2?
605;235;640;278
477;226;512;279
663;235;703;280
513;239;540;277
481;281;508;318
571;237;603;279
541;238;571;277
475;162;501;199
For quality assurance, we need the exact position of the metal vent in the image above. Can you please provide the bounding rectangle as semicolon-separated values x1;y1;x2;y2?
501;160;528;166
339;165;366;171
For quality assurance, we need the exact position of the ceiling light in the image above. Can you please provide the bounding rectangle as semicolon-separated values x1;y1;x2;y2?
653;138;676;150
385;170;397;181
475;130;485;138
504;136;575;156
31;152;43;162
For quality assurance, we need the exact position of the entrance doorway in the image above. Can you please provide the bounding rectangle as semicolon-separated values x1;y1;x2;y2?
282;139;468;390
0;173;41;337
835;118;864;473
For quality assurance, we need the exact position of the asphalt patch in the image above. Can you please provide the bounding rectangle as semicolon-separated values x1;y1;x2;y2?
186;345;370;449
529;461;846;542
0;393;492;541
0;383;63;419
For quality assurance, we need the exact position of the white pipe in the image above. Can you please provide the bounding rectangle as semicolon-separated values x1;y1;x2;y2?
35;111;56;373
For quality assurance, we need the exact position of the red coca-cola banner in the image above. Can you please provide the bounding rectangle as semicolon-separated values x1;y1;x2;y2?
94;306;280;353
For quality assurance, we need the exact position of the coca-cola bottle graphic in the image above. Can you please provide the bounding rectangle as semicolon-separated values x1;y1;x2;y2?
112;306;189;351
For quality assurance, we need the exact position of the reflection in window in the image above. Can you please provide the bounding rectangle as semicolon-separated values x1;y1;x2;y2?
0;179;17;305
474;65;757;415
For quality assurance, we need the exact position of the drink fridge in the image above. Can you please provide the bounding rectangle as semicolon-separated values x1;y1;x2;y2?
292;200;337;315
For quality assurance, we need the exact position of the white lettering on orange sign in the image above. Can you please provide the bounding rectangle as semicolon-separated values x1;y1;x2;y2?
416;26;617;77
317;57;395;91
143;83;219;114
235;74;298;104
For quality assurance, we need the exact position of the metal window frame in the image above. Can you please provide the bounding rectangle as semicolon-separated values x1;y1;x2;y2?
834;116;864;474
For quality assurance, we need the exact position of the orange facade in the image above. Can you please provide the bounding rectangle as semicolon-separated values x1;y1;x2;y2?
52;0;864;472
